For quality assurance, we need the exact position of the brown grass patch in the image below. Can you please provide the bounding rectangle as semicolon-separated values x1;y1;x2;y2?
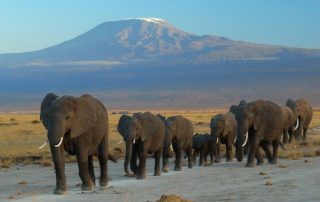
265;181;273;186
31;120;40;124
156;194;192;202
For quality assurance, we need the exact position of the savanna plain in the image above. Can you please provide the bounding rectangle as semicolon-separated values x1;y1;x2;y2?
1;109;320;201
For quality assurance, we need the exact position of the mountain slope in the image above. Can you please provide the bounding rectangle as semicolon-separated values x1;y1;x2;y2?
1;18;319;67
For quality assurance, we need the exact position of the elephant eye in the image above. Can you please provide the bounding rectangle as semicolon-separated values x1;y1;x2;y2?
66;116;70;120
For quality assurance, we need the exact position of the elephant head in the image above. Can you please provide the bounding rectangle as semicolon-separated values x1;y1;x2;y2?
286;99;301;132
210;114;225;143
234;102;258;161
41;94;97;147
117;114;133;174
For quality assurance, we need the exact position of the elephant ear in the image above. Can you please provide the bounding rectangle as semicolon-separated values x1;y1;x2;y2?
40;93;59;129
139;113;157;142
117;115;131;140
70;96;97;138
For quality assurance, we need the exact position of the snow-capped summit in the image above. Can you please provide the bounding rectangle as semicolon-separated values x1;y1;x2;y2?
125;18;166;23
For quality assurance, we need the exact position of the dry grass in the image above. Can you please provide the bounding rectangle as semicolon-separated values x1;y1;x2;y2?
0;109;319;167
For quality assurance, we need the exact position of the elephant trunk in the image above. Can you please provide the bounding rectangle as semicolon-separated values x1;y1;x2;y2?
47;123;65;147
49;139;66;194
236;145;244;162
124;141;132;174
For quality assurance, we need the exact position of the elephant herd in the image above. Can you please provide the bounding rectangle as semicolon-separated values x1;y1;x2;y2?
38;93;313;195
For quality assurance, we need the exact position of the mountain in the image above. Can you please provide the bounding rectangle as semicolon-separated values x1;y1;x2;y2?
0;18;320;111
1;18;320;67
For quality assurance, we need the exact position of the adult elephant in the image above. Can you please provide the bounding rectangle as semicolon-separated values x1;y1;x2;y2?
117;112;165;179
210;112;237;163
40;93;109;194
234;100;285;167
162;115;193;172
286;98;313;143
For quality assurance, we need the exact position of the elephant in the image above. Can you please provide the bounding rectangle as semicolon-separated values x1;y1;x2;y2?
234;100;285;167
192;133;214;166
210;112;237;163
162;115;193;172
286;98;313;143
281;106;297;144
40;93;110;194
117;112;165;179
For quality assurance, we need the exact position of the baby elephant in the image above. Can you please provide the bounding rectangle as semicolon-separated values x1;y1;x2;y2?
210;112;237;163
192;133;214;166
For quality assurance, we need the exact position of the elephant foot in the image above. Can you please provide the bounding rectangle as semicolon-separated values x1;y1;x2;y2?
226;158;233;162
257;160;264;166
162;167;169;173
136;174;146;180
154;172;161;176
199;163;204;167
54;187;66;195
270;159;278;165
81;183;94;191
245;162;254;167
188;163;193;169
214;159;221;163
174;166;182;171
100;180;108;187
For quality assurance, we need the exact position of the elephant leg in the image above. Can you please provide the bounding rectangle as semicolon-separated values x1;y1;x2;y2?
76;150;94;190
271;139;280;164
88;156;96;186
154;150;161;176
162;147;170;173
303;128;308;143
50;145;67;195
98;136;108;187
186;146;193;169
137;144;147;179
226;143;233;162
193;149;197;163
255;146;264;165
209;146;214;164
199;147;205;166
130;143;139;175
215;142;221;163
260;141;272;163
173;142;182;171
246;134;258;167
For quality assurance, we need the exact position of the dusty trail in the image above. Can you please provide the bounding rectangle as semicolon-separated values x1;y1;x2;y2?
1;157;320;202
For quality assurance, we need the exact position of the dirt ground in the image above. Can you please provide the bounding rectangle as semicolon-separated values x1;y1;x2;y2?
1;156;320;202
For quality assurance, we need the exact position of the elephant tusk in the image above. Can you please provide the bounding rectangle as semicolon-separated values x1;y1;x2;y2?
54;137;64;147
287;133;290;142
234;136;237;144
293;118;299;131
242;132;248;147
133;138;136;144
118;139;124;144
216;138;219;144
38;139;48;150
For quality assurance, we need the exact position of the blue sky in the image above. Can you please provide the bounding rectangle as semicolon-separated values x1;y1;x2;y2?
0;0;319;53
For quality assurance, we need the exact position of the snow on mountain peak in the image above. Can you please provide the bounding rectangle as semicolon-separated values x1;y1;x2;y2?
123;18;166;23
